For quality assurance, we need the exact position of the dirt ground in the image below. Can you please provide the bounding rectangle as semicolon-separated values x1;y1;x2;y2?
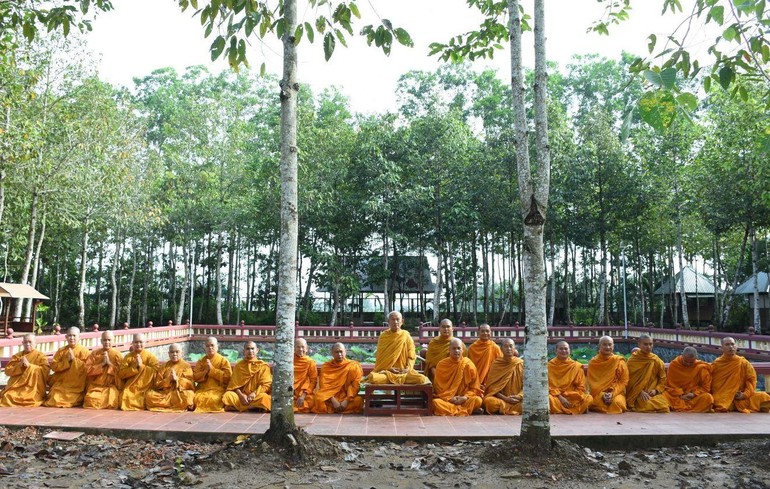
0;426;768;488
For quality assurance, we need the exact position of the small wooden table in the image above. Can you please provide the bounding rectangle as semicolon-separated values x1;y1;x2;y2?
363;383;434;416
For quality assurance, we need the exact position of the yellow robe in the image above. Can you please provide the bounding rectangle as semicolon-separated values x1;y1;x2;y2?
118;350;159;411
587;353;629;414
0;349;49;407
312;358;363;414
45;344;90;407
626;350;670;413
366;329;429;385
146;359;195;412
548;357;593;415
222;359;272;412
424;336;452;381
293;355;317;413
467;340;502;392
483;356;524;415
664;356;713;413
432;356;483;416
711;354;770;413
83;347;124;410
193;353;232;413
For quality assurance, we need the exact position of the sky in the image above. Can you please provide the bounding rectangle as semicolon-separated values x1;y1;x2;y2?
86;0;703;114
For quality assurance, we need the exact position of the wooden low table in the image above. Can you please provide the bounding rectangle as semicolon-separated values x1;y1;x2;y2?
363;383;434;416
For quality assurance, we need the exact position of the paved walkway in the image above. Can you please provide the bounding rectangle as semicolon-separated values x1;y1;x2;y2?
1;407;769;448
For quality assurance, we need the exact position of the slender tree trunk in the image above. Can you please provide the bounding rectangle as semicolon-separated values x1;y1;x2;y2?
383;229;390;315
597;238;607;325
77;225;90;329
141;241;151;327
0;166;5;230
433;244;443;326
109;234;123;329
226;233;235;322
482;233;489;320
676;195;690;328
712;236;720;326
216;234;224;325
721;225;750;329
53;254;61;323
177;241;189;326
548;240;555;326
13;193;38;320
126;241;137;327
25;210;46;321
751;227;761;333
563;238;571;324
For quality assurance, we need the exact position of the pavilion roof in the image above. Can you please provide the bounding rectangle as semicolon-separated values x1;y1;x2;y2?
735;272;770;295
653;266;716;296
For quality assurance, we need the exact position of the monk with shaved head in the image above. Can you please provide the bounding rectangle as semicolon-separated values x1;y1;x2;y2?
467;324;502;394
548;341;592;414
424;319;455;381
44;327;90;407
312;343;363;414
483;339;524;415
193;337;232;412
223;342;272;412
365;311;429;385
118;333;159;410
0;334;49;407
146;343;195;412
587;336;629;414
711;337;770;413
83;330;124;409
664;346;713;412
625;335;670;412
293;338;317;412
432;338;483;416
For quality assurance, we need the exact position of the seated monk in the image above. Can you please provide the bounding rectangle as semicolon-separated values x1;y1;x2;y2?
467;323;502;393
365;311;429;385
432;338;483;416
222;341;272;412
664;346;713;412
548;341;592;414
587;336;629;414
45;327;90;407
293;338;317;413
145;343;195;412
483;339;524;415
0;334;49;407
625;335;670;413
424;318;455;381
711;337;770;413
118;333;160;411
312;343;364;414
193;337;232;412
83;331;124;409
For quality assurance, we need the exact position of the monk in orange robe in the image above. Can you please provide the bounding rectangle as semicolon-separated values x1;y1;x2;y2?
711;337;770;413
548;341;592;414
146;343;195;412
222;341;272;412
664;347;713;412
365;311;429;385
84;330;124;409
483;339;523;415
0;334;49;407
433;338;483;416
587;336;629;414
467;324;502;393
312;343;364;414
193;337;232;413
293;338;317;413
424;319;455;381
44;327;90;407
626;335;670;413
118;333;160;411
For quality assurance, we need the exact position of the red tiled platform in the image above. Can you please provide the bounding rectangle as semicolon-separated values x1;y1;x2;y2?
1;407;770;448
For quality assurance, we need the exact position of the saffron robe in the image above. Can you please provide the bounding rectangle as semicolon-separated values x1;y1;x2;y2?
467;340;502;392
44;344;90;407
118;350;159;411
432;356;483;416
548;357;593;415
424;336;453;381
0;349;49;407
293;354;317;413
626;350;670;413
483;356;524;415
83;347;123;410
145;359;195;412
664;356;713;412
312;358;363;414
711;354;770;413
366;329;429;385
193;353;232;413
587;353;629;414
222;359;272;412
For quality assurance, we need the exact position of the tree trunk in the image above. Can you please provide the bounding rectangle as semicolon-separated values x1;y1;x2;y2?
13;192;38;320
383;229;390;315
597;238;607;325
177;241;189;326
720;225;750;329
77;225;90;329
563;238;572;324
216;234;224;325
126;241;137;327
676;199;689;328
25;210;46;321
751;227;761;333
226;232;235;322
548;240;555;326
109;234;123;329
433;244;443;326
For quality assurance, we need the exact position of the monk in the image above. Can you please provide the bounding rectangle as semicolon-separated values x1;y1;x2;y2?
0;334;49;407
587;336;629;414
424;318;455;381
548;341;592;414
483;339;524;415
222;342;272;412
44;327;90;407
193;337;232;412
625;335;670;413
83;330;124;409
432;338;483;416
118;333;160;410
711;337;770;413
312;343;364;414
467;323;502;393
664;346;713;412
365;311;429;385
145;344;194;412
293;338;317;413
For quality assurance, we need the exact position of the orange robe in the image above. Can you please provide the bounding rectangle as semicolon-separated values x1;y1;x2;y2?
664;356;713;412
366;329;428;385
44;344;90;407
587;353;629;414
548;357;592;415
118;350;159;411
293;355;317;413
483;356;524;415
83;347;124;410
222;359;272;412
193;353;232;413
467;340;502;392
711;354;770;413
626;350;670;413
424;336;453;381
146;359;195;412
312;358;363;414
432;356;483;416
0;349;49;407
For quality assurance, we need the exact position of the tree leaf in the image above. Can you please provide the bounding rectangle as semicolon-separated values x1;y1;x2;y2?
323;31;336;61
304;21;314;43
639;90;676;130
723;25;738;42
676;92;698;111
718;65;734;89
708;5;724;25
647;34;656;53
294;23;303;46
394;27;413;47
210;35;226;60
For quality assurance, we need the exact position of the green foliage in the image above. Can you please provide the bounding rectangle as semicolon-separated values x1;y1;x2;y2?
220;349;242;363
